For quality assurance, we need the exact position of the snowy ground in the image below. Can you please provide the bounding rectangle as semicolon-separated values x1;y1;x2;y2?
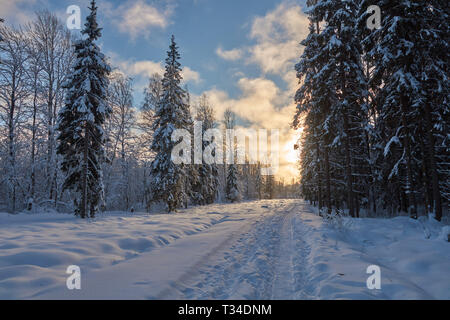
0;199;448;300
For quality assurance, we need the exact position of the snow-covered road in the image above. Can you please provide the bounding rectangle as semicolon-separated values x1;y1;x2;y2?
159;202;315;300
0;200;448;299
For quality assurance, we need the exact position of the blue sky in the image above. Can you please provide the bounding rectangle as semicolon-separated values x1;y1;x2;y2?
2;0;310;179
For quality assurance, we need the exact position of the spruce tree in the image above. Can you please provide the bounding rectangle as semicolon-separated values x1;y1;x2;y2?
195;94;219;205
184;86;202;207
294;2;334;214
224;109;240;203
57;0;111;218
255;162;263;200
150;35;191;212
358;0;449;219
411;0;448;221
226;164;240;203
314;0;369;217
265;175;275;200
295;0;448;219
296;0;372;217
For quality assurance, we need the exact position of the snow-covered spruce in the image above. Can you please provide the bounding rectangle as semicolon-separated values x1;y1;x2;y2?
56;0;111;218
226;164;240;203
295;0;449;220
195;94;219;205
149;35;192;212
357;0;449;221
294;0;369;217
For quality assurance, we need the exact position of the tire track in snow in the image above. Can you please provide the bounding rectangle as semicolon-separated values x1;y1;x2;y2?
270;211;296;299
157;200;315;299
154;209;270;299
269;205;314;299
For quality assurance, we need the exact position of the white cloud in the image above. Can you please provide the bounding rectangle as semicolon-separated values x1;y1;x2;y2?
207;2;309;119
182;67;201;84
203;2;309;179
204;78;295;131
206;2;310;130
216;46;243;61
125;60;164;78
214;2;308;82
247;2;309;77
232;70;245;79
0;0;37;25
248;40;299;76
210;1;308;99
249;2;307;43
109;53;201;85
111;0;174;40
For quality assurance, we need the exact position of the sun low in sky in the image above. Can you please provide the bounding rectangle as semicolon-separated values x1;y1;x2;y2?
1;0;309;181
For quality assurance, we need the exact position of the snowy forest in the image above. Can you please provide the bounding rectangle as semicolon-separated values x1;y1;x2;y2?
1;0;447;220
294;0;449;221
0;3;297;218
0;0;448;301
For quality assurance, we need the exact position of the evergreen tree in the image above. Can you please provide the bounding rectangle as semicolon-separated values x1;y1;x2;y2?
265;174;275;199
226;163;240;203
195;94;219;204
56;0;111;218
314;0;369;217
296;0;448;220
293;1;334;214
223;109;240;203
138;74;161;211
150;35;191;212
255;162;263;200
358;0;449;220
183;86;202;207
140;73;162;157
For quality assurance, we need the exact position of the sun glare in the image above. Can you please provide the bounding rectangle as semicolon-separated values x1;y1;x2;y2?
284;130;302;164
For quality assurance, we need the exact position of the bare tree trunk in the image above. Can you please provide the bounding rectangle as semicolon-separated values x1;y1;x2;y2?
8;73;16;213
121;137;128;211
315;141;323;213
420;138;433;214
324;144;332;215
343;111;355;217
47;83;55;200
401;95;418;219
365;131;376;216
8;97;15;213
81;126;89;219
30;80;38;207
425;103;442;221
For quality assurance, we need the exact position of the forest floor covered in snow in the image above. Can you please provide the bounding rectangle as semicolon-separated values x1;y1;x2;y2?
0;199;448;300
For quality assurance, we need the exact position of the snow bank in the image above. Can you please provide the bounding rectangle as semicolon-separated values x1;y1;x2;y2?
299;209;450;299
0;206;233;299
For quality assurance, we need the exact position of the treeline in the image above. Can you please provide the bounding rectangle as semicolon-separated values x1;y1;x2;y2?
0;3;286;215
293;0;449;220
